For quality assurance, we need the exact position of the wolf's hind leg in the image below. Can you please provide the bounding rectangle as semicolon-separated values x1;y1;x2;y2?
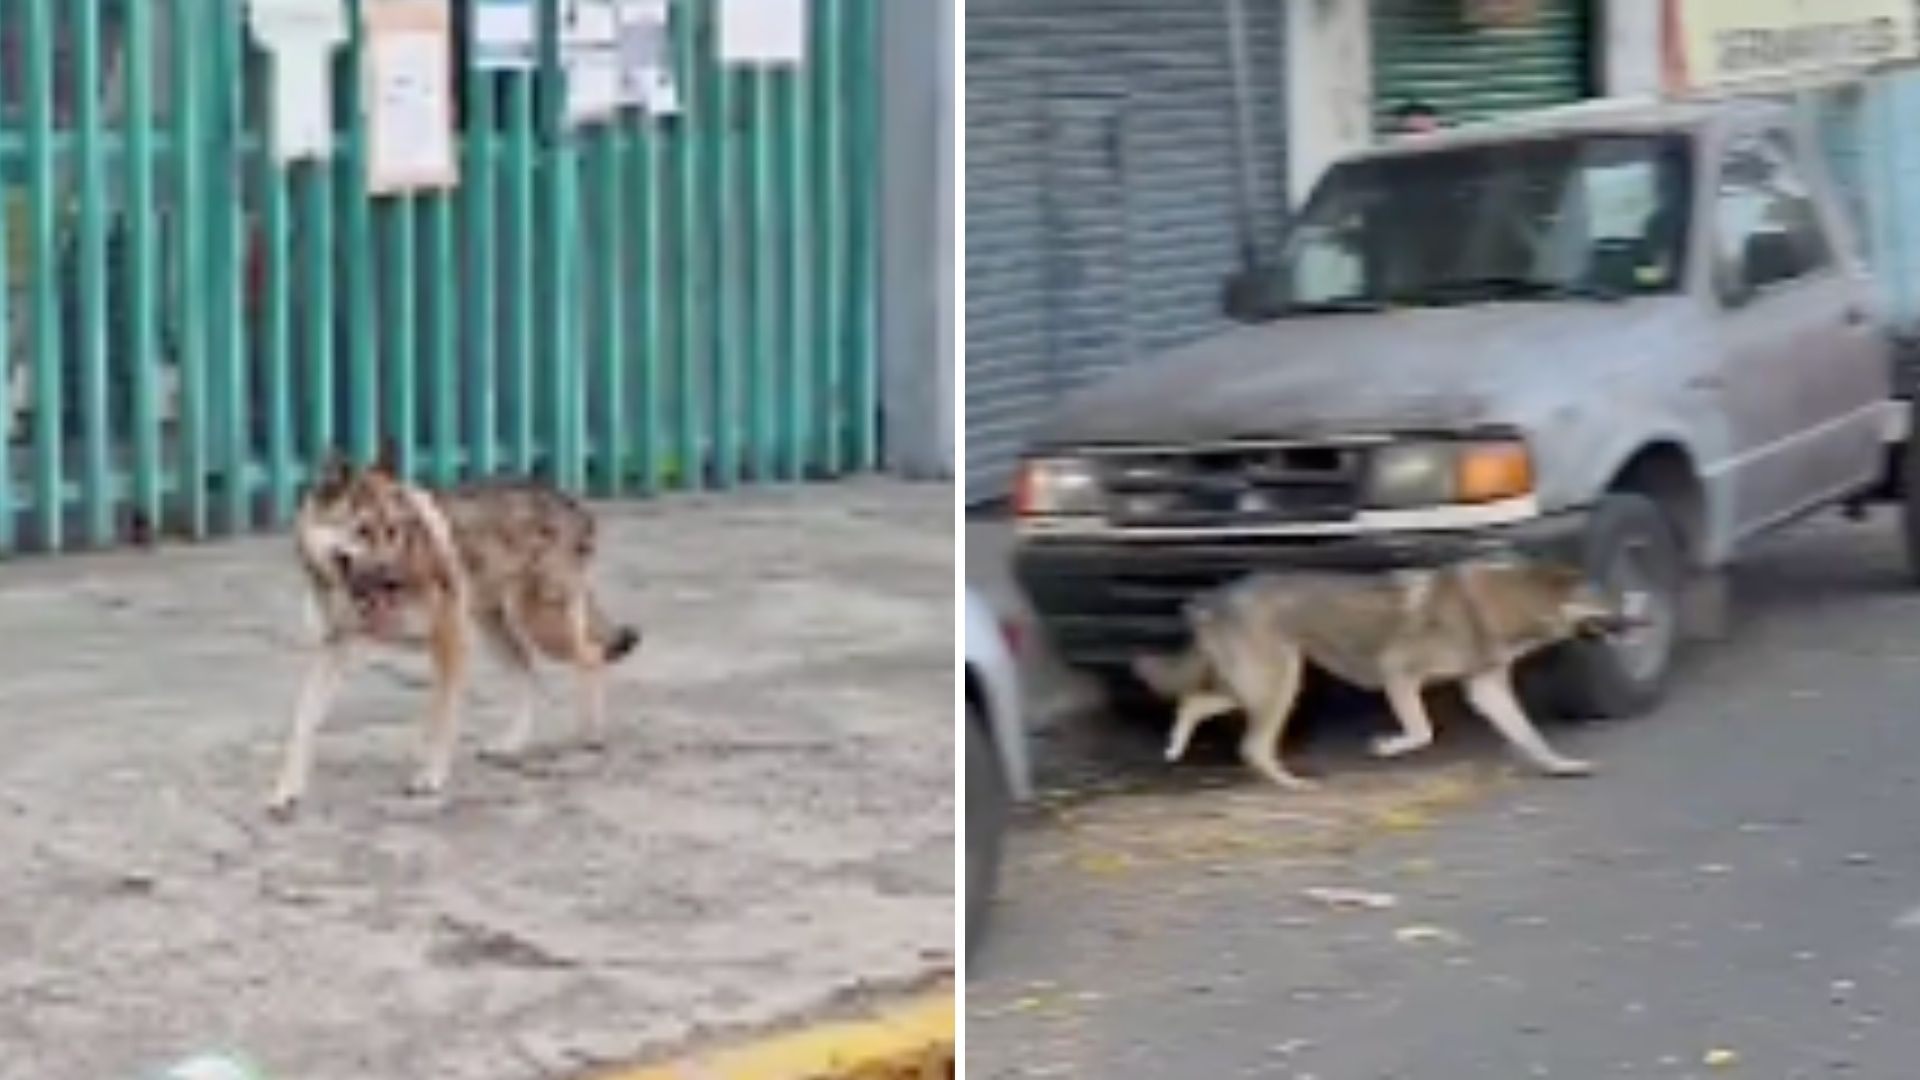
1230;645;1312;790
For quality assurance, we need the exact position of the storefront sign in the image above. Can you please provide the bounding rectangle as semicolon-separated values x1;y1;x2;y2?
246;0;347;163
1666;0;1917;94
364;0;459;194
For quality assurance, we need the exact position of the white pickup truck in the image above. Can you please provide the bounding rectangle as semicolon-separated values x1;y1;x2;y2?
1013;96;1920;719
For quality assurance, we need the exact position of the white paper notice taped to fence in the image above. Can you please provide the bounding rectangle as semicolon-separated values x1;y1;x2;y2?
620;0;679;115
365;1;459;194
718;0;807;67
246;0;347;163
564;0;624;123
474;0;538;69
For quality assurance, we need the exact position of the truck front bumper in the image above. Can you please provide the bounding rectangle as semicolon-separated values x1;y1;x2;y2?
1013;509;1592;669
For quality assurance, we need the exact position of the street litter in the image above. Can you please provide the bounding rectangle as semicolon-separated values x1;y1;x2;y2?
1301;886;1398;911
143;1054;267;1080
1703;1046;1740;1069
1393;924;1468;947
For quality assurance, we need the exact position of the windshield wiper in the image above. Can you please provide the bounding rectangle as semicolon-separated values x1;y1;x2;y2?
1402;275;1625;304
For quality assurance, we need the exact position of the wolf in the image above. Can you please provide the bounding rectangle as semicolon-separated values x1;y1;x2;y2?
1132;558;1635;790
270;454;642;817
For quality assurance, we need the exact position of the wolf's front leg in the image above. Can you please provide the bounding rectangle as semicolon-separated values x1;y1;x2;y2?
1373;675;1437;759
1464;667;1593;777
409;610;471;796
269;640;351;817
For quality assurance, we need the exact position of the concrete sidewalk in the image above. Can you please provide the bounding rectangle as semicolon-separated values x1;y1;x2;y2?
0;481;953;1080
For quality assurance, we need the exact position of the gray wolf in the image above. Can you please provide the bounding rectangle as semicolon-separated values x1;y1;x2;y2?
270;454;642;816
1133;559;1632;789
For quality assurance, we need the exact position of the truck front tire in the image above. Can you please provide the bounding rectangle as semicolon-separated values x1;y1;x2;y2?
1542;492;1683;719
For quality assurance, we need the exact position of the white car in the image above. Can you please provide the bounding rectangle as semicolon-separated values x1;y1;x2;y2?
965;586;1031;956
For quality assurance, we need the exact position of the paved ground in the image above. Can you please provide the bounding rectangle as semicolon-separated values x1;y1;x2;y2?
0;480;953;1080
970;510;1920;1079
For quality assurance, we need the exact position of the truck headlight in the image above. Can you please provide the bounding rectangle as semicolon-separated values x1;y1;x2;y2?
1365;440;1533;509
1015;456;1104;518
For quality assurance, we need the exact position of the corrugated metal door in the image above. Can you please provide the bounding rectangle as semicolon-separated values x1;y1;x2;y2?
1371;0;1590;132
965;0;1288;502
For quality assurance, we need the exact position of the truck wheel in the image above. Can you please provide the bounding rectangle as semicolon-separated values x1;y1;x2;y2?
1546;492;1682;719
1900;398;1920;585
966;702;1010;959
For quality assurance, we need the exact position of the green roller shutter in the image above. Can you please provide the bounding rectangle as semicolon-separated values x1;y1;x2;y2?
1372;0;1592;134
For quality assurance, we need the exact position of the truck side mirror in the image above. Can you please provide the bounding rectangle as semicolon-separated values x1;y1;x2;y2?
1221;266;1278;322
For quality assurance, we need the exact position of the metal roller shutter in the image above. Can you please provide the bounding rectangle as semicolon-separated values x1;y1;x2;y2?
1371;0;1590;133
965;0;1288;502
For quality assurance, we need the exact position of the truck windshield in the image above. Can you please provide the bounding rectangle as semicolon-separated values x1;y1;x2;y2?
1273;133;1693;313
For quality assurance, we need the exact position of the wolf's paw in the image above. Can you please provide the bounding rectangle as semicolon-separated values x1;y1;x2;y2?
1258;768;1319;792
404;770;448;798
1370;733;1432;759
478;740;528;764
265;791;301;821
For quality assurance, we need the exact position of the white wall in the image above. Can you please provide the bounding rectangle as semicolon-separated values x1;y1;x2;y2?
1286;0;1374;207
1601;0;1665;98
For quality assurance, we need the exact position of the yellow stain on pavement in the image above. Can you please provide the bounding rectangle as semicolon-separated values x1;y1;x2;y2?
596;990;954;1080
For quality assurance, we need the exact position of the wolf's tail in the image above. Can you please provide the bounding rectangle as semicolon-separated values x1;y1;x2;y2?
603;625;642;662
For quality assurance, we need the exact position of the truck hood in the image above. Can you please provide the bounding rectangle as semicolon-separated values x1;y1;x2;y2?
1037;299;1692;447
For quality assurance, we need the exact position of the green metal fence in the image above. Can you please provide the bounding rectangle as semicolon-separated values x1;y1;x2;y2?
0;0;880;554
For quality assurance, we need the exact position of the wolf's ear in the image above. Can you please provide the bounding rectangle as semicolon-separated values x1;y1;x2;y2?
369;438;401;479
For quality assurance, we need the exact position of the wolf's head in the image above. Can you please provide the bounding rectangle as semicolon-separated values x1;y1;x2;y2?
1530;562;1642;639
297;450;415;599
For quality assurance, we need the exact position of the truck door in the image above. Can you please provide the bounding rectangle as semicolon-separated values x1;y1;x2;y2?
1712;126;1887;539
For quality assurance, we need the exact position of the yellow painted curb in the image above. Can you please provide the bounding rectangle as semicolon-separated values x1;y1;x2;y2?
596;990;954;1080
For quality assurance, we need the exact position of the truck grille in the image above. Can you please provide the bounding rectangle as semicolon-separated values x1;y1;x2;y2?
1098;443;1365;529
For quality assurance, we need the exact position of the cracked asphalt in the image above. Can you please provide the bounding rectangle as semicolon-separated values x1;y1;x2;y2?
0;480;953;1080
969;512;1920;1079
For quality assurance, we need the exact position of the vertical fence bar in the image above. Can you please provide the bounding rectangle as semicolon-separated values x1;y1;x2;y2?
215;0;250;532
506;74;536;472
172;0;209;536
262;73;295;523
386;196;418;480
26;0;64;548
0;65;11;552
633;122;662;492
748;68;776;481
0;13;12;552
782;60;809;481
125;0;161;535
846;0;879;470
301;160;335;463
538;0;582;490
673;0;702;490
708;30;738;488
812;0;845;477
77;0;111;544
429;190;457;486
344;3;378;463
462;41;498;481
594;131;626;495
